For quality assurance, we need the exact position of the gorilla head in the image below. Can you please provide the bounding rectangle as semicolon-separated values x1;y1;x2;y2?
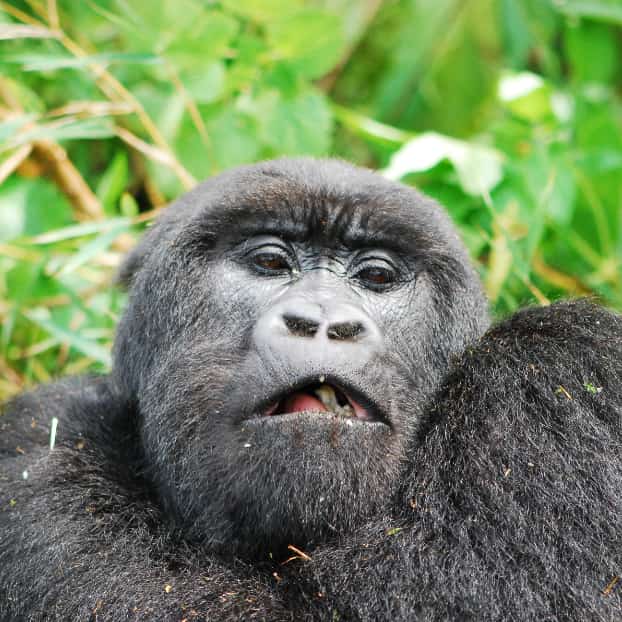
113;158;489;557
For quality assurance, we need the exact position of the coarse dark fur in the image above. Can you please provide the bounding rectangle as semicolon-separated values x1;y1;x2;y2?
0;158;620;621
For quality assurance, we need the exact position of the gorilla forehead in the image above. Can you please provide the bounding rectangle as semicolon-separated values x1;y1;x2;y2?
157;157;464;259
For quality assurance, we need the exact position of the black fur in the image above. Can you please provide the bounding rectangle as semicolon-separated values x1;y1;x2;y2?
1;159;620;621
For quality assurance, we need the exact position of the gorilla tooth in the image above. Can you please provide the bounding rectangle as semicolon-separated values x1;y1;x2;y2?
315;384;355;418
315;384;339;410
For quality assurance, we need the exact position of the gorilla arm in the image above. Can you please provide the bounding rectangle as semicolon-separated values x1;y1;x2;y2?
285;300;622;621
0;380;286;622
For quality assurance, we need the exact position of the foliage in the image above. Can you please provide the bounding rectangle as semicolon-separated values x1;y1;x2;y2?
0;0;621;400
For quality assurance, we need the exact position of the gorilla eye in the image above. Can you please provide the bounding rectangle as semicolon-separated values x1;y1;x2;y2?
245;244;295;276
356;266;396;287
362;266;392;282
253;253;290;272
352;255;399;290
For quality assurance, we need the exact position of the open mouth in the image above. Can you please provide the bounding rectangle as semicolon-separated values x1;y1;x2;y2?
263;380;376;421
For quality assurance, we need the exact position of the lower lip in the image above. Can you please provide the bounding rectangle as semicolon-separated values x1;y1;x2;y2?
242;411;389;428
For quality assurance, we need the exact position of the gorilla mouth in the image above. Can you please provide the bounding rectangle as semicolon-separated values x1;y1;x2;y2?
263;381;377;422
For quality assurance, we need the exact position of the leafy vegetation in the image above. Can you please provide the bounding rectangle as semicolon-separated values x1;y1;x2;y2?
0;0;621;400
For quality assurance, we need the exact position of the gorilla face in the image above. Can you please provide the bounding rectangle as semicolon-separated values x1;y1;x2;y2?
113;158;488;556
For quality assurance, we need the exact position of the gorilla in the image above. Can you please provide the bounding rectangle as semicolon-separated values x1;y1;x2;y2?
1;158;621;621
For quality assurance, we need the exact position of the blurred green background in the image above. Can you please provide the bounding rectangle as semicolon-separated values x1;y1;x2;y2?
0;0;621;400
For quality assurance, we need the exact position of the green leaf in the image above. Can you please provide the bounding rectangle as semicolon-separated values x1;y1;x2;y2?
497;72;554;122
331;105;410;145
5;260;60;304
5;119;115;148
0;114;36;142
266;10;345;79
0;178;73;241
499;0;533;67
384;133;504;197
565;20;618;83
386;527;403;536
0;77;44;114
0;184;26;242
544;164;577;226
584;381;602;394
220;0;304;22
164;12;238;68
253;90;333;156
30;217;133;245
96;151;129;215
180;62;226;103
553;0;622;24
0;52;161;71
262;63;301;98
114;0;204;40
120;193;139;217
201;109;259;171
24;308;111;366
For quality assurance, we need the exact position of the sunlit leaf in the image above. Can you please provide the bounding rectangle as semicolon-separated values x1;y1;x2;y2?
332;105;409;145
384;133;504;197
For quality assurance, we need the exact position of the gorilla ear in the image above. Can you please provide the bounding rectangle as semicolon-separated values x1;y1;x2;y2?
116;223;161;289
115;217;177;288
116;242;147;289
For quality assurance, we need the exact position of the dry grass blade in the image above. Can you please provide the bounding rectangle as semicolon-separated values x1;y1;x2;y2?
281;544;312;565
0;0;194;191
48;101;134;118
0;24;58;39
168;67;216;169
0;144;33;185
31;141;103;220
532;253;591;296
47;0;60;30
116;126;196;189
603;575;620;596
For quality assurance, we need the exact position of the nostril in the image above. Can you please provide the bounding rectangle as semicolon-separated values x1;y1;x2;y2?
327;321;365;341
283;314;320;338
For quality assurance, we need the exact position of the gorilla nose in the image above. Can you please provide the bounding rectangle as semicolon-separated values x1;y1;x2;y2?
283;314;365;342
283;314;321;338
253;300;382;368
